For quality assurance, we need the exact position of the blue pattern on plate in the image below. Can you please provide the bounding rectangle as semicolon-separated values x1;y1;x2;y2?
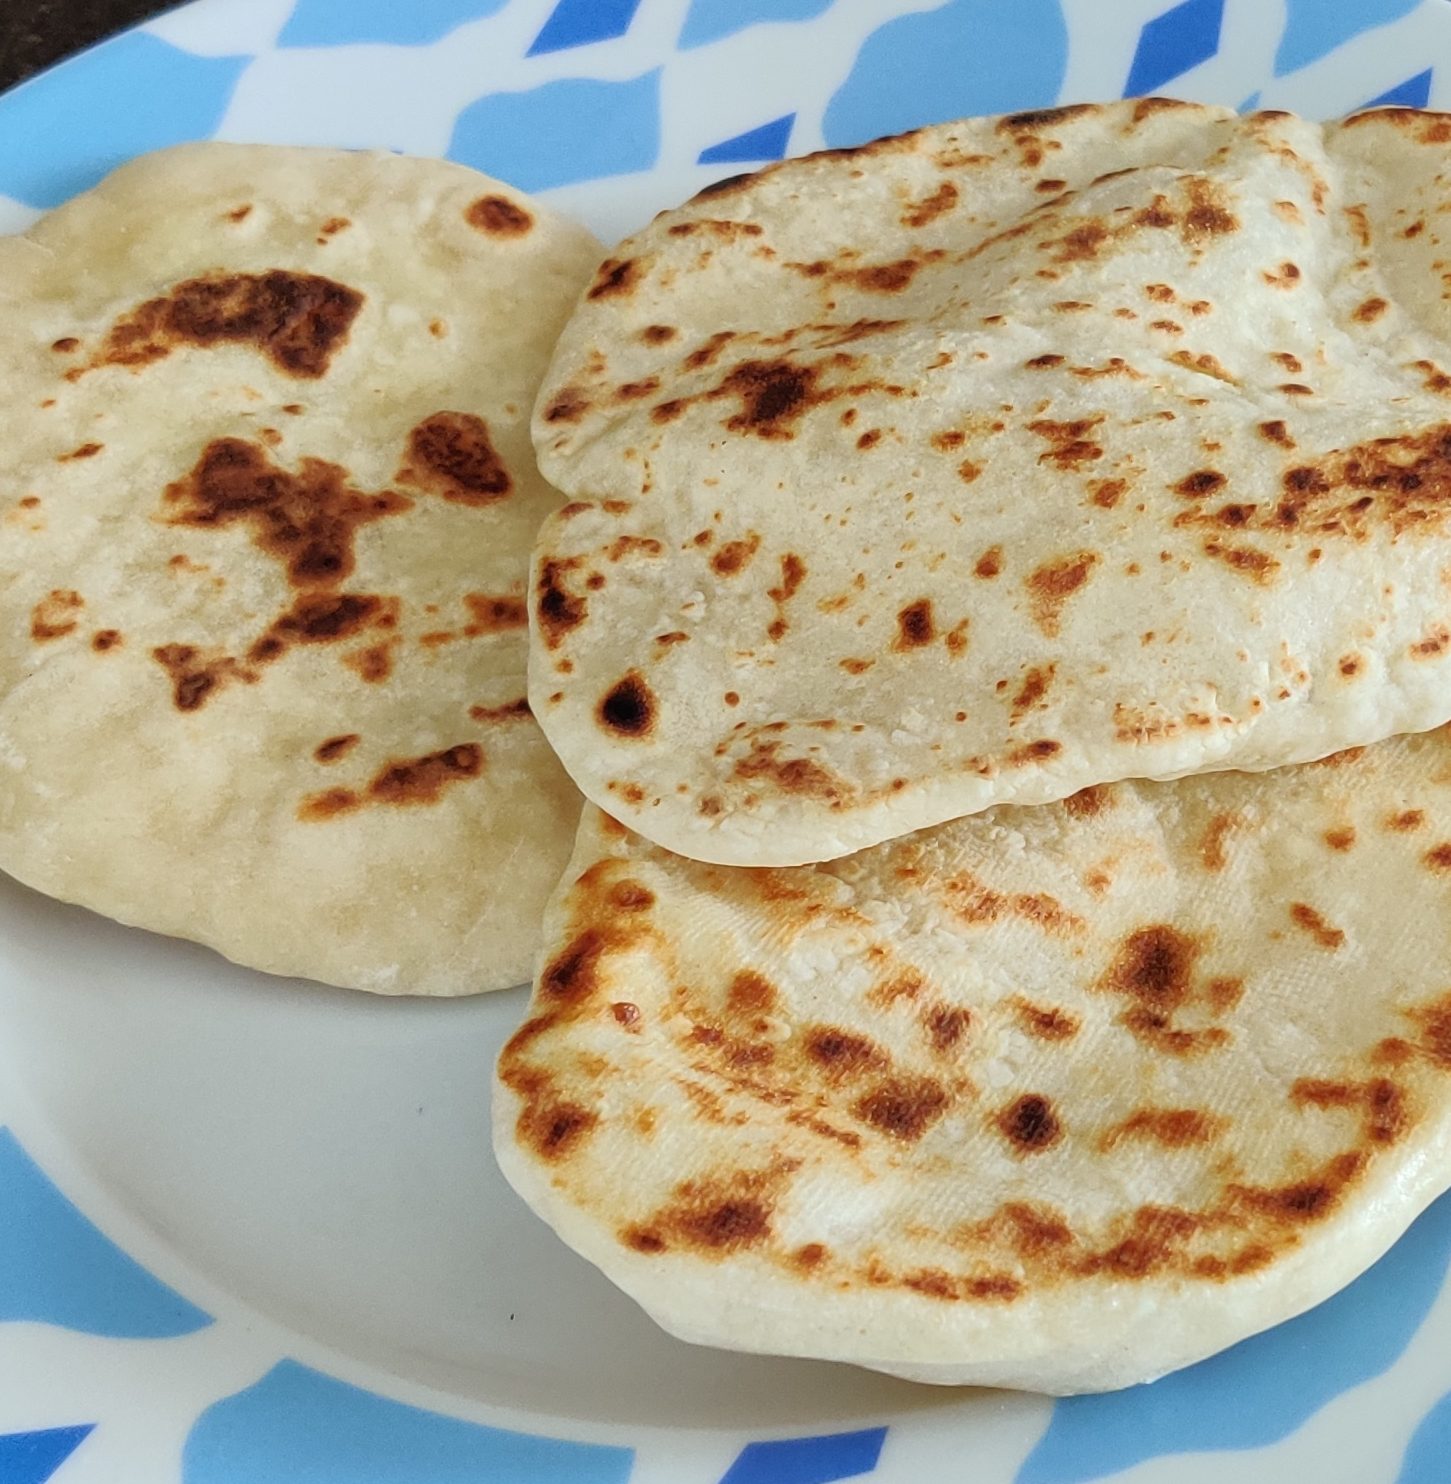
0;31;248;209
717;1426;887;1484
0;1128;209;1338
0;1426;96;1484
277;0;507;48
678;0;836;51
181;1359;632;1482
1274;0;1421;76
1396;1388;1451;1483
699;114;796;164
821;0;1068;149
1360;67;1434;110
1123;0;1225;96
1016;1189;1451;1484
448;70;661;191
528;0;645;56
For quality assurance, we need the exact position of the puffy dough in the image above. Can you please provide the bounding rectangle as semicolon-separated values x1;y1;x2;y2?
497;731;1451;1391
531;101;1451;865
0;143;603;994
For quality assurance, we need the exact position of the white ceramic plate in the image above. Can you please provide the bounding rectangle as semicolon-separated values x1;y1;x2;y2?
5;2;1451;1481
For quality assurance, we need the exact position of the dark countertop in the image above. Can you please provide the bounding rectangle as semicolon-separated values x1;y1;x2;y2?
0;0;171;93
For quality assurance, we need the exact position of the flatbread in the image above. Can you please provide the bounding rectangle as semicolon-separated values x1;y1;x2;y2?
0;143;603;994
495;732;1451;1391
529;101;1451;866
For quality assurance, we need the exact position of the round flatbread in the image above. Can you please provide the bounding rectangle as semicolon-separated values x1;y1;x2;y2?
496;731;1451;1390
529;101;1451;865
0;143;603;994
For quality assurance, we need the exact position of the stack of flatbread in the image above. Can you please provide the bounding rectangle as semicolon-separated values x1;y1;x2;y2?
11;99;1451;1392
496;101;1451;1390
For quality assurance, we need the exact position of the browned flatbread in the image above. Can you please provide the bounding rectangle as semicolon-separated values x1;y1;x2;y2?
528;101;1451;865
496;729;1451;1389
0;142;603;993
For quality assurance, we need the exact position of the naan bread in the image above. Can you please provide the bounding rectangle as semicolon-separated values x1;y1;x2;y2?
530;101;1451;866
0;143;603;994
495;734;1451;1391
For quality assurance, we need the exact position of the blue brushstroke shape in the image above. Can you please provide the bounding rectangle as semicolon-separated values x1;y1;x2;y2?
182;1360;632;1483
1016;1189;1451;1484
1123;0;1223;97
822;0;1068;150
278;0;508;48
0;31;248;210
719;1426;887;1484
1397;1389;1451;1483
1275;0;1420;76
528;0;643;56
449;70;661;192
679;0;835;52
1360;68;1434;111
0;1426;95;1484
1238;91;1262;113
0;1128;209;1338
699;114;796;165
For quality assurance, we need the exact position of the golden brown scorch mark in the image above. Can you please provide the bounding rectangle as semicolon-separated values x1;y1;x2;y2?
1201;540;1280;585
624;1168;790;1258
397;412;511;505
1102;1108;1225;1150
718;360;826;440
731;737;850;806
466;194;533;235
1100;924;1234;1056
470;698;531;724
1010;665;1055;720
153;592;396;712
83;271;362;380
852;1076;950;1141
768;553;806;640
298;743;484;820
149;439;410;708
314;733;361;763
1011;998;1079;1040
901;181;959;228
997;1094;1062;1154
711;533;760;576
1173;424;1451;547
30;589;84;641
1027;551;1098;637
652;352;915;444
248;592;399;666
943;872;1084;935
894;598;935;650
1200;813;1238;873
151;644;254;713
787;250;944;294
598;671;656;738
345;641;398;684
161;438;410;590
1063;784;1112;818
1289;902;1346;950
1028;417;1103;470
588;256;645;300
536;559;588;649
465;593;528;632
